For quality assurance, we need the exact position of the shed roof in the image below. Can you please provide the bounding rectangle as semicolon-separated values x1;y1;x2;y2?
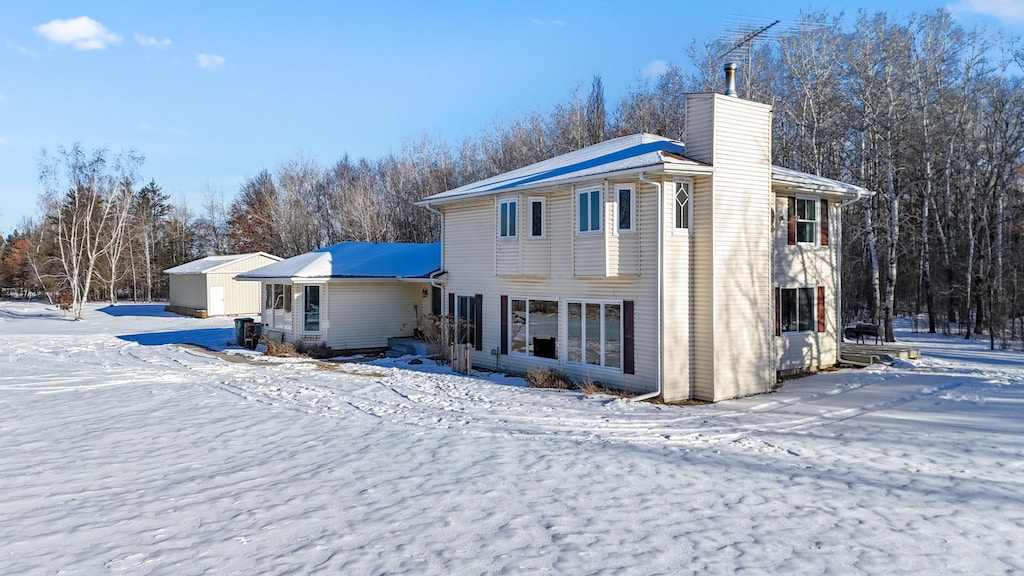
164;252;281;275
236;242;441;281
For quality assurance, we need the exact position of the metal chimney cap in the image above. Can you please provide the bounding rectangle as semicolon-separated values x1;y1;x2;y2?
724;62;738;97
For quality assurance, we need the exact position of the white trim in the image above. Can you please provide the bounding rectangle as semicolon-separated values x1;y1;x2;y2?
795;195;819;245
779;286;816;334
507;296;560;360
576;187;602;235
565;299;624;371
672;178;693;234
527;196;546;239
498;198;518;239
300;283;323;335
615;183;636;234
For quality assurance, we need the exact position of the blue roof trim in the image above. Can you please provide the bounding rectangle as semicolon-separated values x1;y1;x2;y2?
491;140;686;191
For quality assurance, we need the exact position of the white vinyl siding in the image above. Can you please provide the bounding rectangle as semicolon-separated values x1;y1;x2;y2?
685;93;774;401
774;196;841;372
441;184;658;396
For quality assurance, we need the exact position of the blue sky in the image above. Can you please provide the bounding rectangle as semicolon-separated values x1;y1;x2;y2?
2;0;1022;234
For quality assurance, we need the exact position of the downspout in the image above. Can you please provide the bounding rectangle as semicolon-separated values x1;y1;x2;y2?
630;172;663;402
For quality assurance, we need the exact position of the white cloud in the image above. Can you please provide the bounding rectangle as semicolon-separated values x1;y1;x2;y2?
642;59;669;79
135;33;171;48
950;0;1024;22
530;18;566;27
196;53;225;70
35;16;122;50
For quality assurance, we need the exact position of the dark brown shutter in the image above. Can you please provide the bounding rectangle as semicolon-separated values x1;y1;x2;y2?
623;300;635;375
474;294;483;351
787;197;796;245
775;288;782;336
817;286;826;333
448;292;455;318
284;285;292;313
500;295;508;355
820;199;829;246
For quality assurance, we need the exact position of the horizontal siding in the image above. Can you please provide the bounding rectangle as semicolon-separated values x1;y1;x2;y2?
444;200;495;295
168;274;207;310
660;175;693;402
215;254;280;274
774;197;841;369
443;181;659;395
207;272;262;316
324;281;429;349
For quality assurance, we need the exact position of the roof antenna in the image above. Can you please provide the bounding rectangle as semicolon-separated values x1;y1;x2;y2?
719;17;781;97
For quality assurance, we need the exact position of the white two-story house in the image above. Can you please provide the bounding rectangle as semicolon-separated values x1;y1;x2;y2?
420;89;870;402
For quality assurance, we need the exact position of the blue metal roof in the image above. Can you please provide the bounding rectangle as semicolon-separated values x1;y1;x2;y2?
236;242;441;280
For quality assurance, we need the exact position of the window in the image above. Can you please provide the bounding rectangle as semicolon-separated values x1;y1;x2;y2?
780;287;815;332
457;295;477;345
567;300;622;369
674;180;690;230
529;197;545;238
302;285;320;333
795;197;817;244
499;199;517;238
509;298;559;359
268;283;291;312
617;185;635;233
577;188;601;233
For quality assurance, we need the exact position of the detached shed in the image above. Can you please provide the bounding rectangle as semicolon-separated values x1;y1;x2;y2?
165;252;282;318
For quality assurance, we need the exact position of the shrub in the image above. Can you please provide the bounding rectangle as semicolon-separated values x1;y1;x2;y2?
526;367;575;389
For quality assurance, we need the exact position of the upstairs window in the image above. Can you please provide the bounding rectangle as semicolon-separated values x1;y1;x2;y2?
795;197;817;244
499;199;517;239
617;184;635;233
674;181;690;230
577;188;601;234
529;197;545;238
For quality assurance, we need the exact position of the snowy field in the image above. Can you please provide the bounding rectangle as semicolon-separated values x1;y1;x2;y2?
1;302;1022;575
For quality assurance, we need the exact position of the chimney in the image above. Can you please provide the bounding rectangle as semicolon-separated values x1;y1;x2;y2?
723;62;738;97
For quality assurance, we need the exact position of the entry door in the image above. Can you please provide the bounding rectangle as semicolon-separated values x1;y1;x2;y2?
209;285;225;316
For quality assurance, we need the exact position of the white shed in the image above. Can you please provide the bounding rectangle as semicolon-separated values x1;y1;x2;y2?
164;252;282;318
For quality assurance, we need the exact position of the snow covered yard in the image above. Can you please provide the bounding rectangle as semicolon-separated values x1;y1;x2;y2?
1;302;1022;575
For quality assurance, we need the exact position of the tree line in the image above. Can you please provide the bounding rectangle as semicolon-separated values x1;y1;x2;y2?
2;8;1022;342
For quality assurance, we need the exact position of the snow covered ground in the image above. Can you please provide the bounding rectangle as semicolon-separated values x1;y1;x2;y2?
1;301;1022;575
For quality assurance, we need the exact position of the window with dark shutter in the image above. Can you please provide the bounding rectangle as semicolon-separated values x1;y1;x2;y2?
623;300;635;375
500;295;508;355
474;294;483;351
817;286;826;333
775;288;781;336
787;198;796;245
820;199;829;246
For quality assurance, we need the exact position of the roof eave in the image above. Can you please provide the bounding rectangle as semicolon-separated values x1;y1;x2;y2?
419;163;712;207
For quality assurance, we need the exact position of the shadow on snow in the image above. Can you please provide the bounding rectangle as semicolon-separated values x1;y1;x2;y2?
117;327;233;349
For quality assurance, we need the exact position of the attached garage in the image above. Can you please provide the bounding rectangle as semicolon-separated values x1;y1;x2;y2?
165;252;282;318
